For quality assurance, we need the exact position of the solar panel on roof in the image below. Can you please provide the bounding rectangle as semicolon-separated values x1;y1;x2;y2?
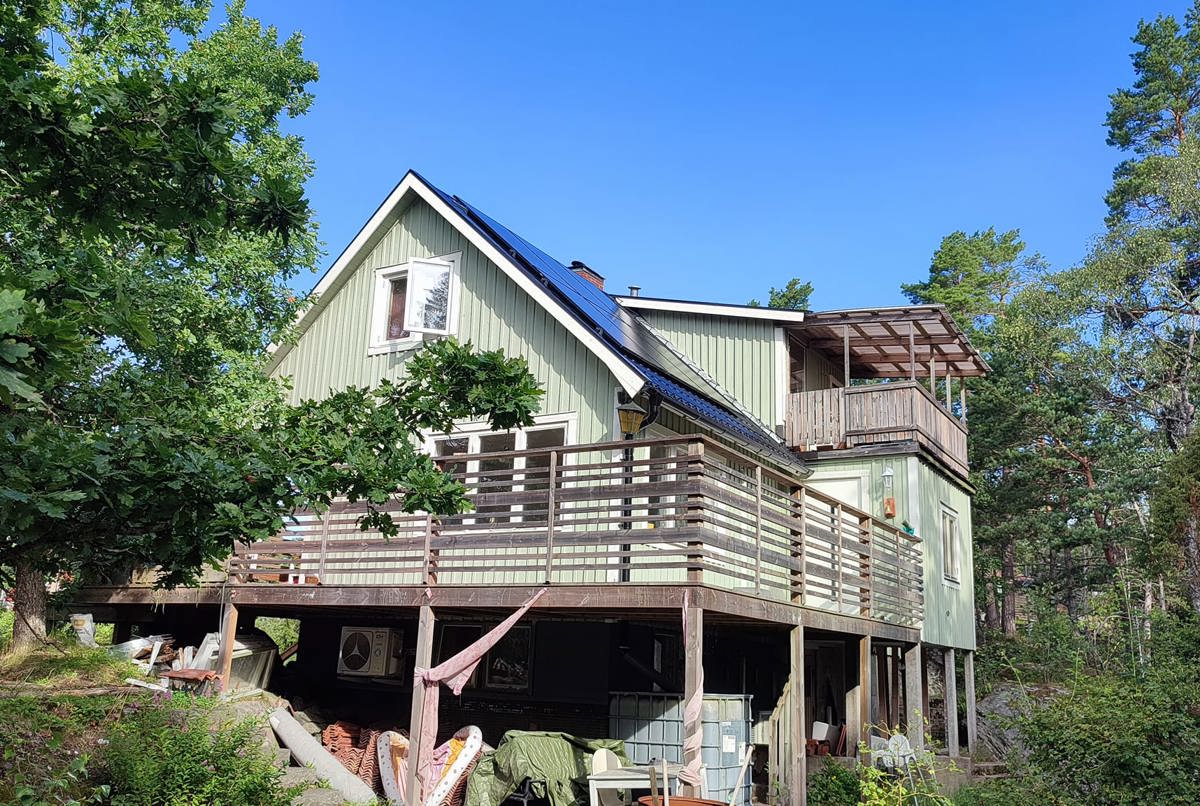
447;193;764;403
417;172;789;456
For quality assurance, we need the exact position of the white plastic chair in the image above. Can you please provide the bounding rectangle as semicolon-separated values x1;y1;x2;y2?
591;749;626;806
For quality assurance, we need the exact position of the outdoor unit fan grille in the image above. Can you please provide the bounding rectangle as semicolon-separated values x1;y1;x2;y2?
340;630;373;672
337;626;403;678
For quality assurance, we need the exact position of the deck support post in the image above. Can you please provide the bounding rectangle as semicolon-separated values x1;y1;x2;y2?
790;625;806;806
216;598;238;692
846;635;872;759
112;621;133;645
683;603;704;797
943;648;959;756
842;324;851;386
904;643;924;751
406;604;436;806
964;650;977;757
908;321;916;381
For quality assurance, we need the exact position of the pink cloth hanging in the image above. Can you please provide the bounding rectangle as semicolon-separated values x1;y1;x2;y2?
412;587;547;802
678;590;704;790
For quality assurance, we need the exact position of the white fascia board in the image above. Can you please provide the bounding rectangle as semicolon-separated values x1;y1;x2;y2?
269;172;646;398
774;326;789;430
614;295;807;324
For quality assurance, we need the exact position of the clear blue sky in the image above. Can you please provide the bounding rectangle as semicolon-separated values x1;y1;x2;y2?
248;0;1188;310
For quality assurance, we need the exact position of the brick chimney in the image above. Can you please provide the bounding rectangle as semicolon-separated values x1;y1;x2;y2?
569;260;605;290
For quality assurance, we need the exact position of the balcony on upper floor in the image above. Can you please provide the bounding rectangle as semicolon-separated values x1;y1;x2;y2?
781;306;987;479
785;381;968;477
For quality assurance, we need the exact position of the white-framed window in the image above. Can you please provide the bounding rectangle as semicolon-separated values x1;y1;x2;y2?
424;415;575;524
368;253;459;355
940;504;961;583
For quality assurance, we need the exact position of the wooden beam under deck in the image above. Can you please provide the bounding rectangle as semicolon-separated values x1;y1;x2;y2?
70;582;920;642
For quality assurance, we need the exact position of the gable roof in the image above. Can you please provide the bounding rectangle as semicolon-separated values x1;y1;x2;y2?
272;171;796;465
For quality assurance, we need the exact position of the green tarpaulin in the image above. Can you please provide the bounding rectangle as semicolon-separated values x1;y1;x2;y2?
465;731;628;806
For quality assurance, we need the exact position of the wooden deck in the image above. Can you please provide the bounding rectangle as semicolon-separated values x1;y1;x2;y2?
108;436;924;631
785;382;968;476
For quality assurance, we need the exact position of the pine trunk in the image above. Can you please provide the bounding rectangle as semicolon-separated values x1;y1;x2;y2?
1184;514;1200;617
11;560;47;653
1001;540;1017;637
984;575;1000;631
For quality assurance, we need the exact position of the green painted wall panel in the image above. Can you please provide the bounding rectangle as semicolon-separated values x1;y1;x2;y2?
640;310;780;428
802;452;975;650
913;456;976;650
271;198;619;445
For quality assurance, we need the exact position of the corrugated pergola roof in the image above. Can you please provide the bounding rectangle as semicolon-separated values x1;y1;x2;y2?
793;305;990;378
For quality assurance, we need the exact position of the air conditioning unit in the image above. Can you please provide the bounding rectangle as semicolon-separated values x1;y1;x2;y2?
337;626;404;678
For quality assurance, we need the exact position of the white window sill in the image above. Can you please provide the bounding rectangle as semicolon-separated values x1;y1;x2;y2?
942;577;961;589
367;337;425;356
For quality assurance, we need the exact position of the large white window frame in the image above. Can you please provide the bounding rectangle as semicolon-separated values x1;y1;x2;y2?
424;414;577;525
940;503;961;584
368;252;460;356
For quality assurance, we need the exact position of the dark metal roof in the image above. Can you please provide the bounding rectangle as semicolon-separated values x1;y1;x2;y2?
629;358;800;466
415;173;791;459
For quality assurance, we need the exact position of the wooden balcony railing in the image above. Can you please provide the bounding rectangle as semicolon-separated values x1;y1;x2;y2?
785;382;968;476
211;436;923;628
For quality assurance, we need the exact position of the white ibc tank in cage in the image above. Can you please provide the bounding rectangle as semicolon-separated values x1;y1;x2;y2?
609;692;753;806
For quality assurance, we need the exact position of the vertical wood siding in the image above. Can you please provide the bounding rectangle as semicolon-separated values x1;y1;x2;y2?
640;311;780;427
804;347;837;391
272;198;619;445
272;199;622;586
914;456;976;650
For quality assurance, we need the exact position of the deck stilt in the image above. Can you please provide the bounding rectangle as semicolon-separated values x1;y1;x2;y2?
790;625;806;806
682;602;703;797
406;604;436;806
964;649;977;757
216;600;238;692
904;643;924;751
943;648;959;756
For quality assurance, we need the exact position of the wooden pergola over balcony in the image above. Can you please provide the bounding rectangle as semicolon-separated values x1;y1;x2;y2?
101;436;924;636
785;306;988;477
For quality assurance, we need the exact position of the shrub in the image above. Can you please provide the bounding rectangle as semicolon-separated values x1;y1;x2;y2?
953;776;1061;806
1001;613;1200;806
808;761;859;806
103;694;302;806
0;694;124;805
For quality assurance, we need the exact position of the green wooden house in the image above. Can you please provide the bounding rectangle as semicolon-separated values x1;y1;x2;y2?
74;171;987;805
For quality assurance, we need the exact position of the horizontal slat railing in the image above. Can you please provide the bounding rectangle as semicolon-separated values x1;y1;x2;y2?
220;435;923;627
786;382;968;475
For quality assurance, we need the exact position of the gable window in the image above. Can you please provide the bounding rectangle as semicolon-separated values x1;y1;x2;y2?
941;504;961;583
369;254;459;354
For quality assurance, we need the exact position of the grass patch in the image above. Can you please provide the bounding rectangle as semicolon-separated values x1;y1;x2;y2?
0;609;13;652
0;642;139;688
